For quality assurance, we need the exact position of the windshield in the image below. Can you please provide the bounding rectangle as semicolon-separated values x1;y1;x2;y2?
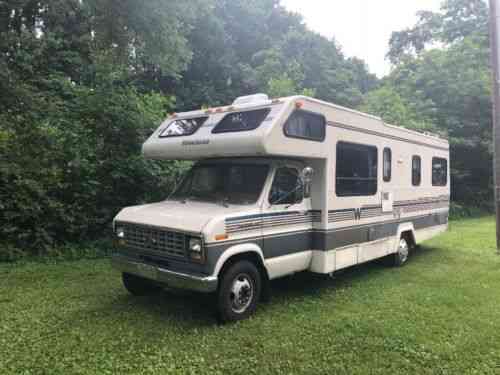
171;163;269;205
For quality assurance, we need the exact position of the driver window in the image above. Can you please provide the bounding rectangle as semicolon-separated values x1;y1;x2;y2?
269;167;302;205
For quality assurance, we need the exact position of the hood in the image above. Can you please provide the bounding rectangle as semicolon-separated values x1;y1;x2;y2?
114;200;250;233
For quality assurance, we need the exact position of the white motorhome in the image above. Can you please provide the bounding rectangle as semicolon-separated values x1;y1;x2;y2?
112;94;450;322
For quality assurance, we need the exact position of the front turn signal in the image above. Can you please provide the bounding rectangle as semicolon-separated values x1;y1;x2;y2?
215;233;228;241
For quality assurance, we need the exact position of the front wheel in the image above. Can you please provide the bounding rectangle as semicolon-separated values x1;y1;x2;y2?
217;260;262;323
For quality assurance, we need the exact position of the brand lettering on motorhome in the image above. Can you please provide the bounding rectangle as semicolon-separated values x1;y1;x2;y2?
182;139;210;146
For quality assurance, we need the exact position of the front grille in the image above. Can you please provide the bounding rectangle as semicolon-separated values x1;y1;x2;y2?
120;222;187;258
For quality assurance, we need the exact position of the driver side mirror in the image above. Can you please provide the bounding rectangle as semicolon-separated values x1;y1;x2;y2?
300;167;314;198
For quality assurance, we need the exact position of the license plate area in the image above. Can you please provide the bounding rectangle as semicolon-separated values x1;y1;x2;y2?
136;263;157;280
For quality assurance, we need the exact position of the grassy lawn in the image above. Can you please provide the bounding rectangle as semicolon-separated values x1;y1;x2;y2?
2;217;500;374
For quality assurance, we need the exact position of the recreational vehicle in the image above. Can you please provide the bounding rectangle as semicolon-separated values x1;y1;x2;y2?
112;94;450;322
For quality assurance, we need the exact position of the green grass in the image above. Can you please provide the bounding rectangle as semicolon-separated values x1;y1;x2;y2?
2;217;500;374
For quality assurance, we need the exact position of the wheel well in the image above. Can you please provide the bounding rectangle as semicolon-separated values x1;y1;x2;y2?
218;252;269;282
401;230;416;248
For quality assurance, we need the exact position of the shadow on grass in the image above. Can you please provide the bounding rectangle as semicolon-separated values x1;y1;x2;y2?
99;245;438;328
269;244;439;299
98;289;218;328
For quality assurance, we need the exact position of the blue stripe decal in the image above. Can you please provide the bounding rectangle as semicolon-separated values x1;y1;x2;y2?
226;210;321;223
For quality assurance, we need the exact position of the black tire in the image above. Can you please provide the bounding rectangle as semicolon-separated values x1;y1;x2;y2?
122;272;160;296
217;260;262;323
392;236;410;267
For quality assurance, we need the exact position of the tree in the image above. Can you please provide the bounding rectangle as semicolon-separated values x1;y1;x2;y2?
0;0;379;258
360;86;436;133
367;0;492;206
168;0;377;110
0;0;196;258
388;0;488;64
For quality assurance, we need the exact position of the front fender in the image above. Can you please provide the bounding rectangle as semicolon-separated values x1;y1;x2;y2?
211;242;265;277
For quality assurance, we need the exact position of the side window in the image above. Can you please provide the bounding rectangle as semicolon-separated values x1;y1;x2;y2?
383;148;392;182
284;110;326;142
336;142;378;197
412;156;421;186
432;157;448;186
159;117;208;138
269;168;303;205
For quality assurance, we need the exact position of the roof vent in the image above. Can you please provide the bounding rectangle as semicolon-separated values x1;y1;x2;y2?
232;93;269;106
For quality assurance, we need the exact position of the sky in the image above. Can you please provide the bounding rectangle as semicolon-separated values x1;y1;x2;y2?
281;0;443;77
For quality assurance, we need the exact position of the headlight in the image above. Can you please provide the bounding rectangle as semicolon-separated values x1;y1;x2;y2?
116;227;125;238
188;237;203;263
189;238;202;253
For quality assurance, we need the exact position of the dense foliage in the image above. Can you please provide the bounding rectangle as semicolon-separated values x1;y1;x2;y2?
0;0;493;259
0;0;376;258
362;0;492;207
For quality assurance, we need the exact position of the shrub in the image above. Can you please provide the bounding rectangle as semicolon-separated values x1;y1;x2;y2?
0;72;188;258
449;202;491;220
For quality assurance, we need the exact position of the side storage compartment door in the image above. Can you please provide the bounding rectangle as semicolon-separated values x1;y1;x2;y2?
382;191;394;213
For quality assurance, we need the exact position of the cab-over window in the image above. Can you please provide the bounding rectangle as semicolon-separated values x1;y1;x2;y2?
159;117;208;138
212;108;270;134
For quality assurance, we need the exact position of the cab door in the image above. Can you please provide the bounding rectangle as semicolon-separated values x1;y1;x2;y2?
261;166;314;264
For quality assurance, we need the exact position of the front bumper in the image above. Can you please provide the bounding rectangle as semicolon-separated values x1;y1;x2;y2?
111;254;218;293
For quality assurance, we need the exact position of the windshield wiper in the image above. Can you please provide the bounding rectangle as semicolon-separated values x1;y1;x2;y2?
217;197;230;208
179;195;196;204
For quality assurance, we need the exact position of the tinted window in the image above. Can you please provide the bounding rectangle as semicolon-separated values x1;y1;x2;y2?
432;157;448;186
172;164;269;205
212;108;271;134
269;168;302;205
336;142;378;197
383;148;392;182
284;110;326;141
159;117;208;138
412;156;421;186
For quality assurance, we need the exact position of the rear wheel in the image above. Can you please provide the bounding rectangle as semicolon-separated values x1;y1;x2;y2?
392;236;410;267
122;272;161;296
217;260;261;323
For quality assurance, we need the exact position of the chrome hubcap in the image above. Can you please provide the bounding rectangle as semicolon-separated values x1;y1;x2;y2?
230;274;253;314
399;238;409;263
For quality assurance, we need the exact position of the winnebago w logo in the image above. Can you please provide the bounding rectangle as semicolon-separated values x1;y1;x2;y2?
354;208;362;220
